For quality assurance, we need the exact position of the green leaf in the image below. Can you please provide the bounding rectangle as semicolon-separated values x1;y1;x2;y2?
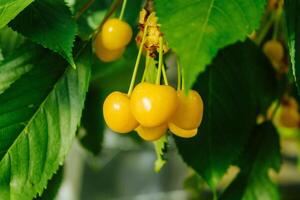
285;0;300;96
0;26;25;58
0;45;91;199
35;166;64;200
9;0;77;68
174;40;278;189
155;0;267;89
79;85;104;155
154;135;168;172
220;121;281;200
0;0;33;29
0;45;42;94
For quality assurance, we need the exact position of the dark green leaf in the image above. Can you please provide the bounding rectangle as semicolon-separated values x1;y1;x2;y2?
155;0;267;89
9;0;77;68
0;0;33;29
285;0;300;96
79;85;104;155
0;44;42;94
175;40;278;189
220;121;281;200
0;45;91;199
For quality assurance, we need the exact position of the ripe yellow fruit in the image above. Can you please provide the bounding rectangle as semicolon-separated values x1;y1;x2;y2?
169;123;198;138
136;124;167;141
103;92;138;133
101;18;133;50
263;40;284;62
130;83;178;127
94;32;125;62
170;90;204;130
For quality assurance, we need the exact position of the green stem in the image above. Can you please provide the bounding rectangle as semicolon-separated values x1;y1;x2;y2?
177;61;181;91
181;64;185;91
255;12;275;45
162;64;168;85
127;25;148;96
156;37;163;85
119;0;127;20
272;8;282;40
142;51;151;82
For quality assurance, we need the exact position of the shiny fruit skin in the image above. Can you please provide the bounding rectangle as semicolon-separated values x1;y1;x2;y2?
263;40;284;62
130;83;178;127
103;92;138;133
279;107;300;128
169;123;197;138
170;90;204;130
94;32;125;62
136;124;167;141
101;19;133;50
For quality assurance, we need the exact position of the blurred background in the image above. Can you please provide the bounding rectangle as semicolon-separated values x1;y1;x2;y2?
52;127;300;200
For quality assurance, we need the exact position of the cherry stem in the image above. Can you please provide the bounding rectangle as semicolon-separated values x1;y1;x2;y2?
127;25;149;96
156;36;164;85
162;64;168;85
74;0;95;20
142;51;151;82
177;61;181;91
255;12;275;45
272;7;282;40
119;0;127;20
181;64;186;91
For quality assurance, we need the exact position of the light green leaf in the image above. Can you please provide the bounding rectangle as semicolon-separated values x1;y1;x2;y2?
0;26;25;58
9;0;77;68
0;0;33;29
35;166;64;200
0;45;91;199
155;0;267;89
220;122;281;200
174;40;278;189
285;0;300;96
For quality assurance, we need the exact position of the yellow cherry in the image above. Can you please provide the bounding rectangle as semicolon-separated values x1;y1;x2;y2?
263;40;284;62
135;124;167;141
130;83;178;127
279;107;300;128
103;91;138;133
170;90;204;130
168;123;198;138
94;32;125;62
101;18;133;50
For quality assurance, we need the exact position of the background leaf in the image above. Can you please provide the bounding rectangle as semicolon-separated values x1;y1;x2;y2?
285;0;300;96
0;44;91;199
35;166;64;200
174;40;278;189
9;0;77;68
0;0;33;29
220;121;281;200
79;85;104;155
155;0;267;89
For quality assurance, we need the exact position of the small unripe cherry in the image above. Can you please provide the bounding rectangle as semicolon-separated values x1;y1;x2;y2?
263;40;284;62
103;92;138;133
170;90;204;130
130;83;178;127
169;123;198;138
135;124;167;141
94;32;125;62
101;18;133;50
279;107;300;128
